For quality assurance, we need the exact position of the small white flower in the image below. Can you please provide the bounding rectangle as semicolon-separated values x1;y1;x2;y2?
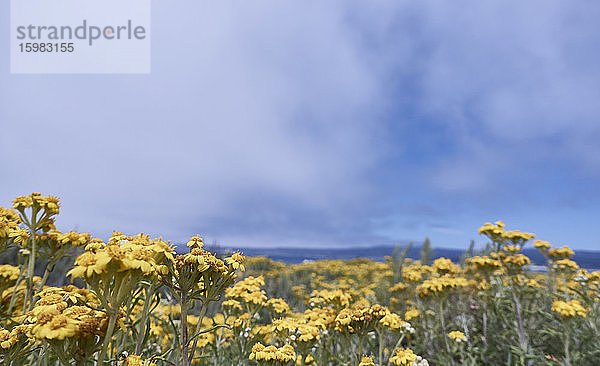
574;274;588;282
401;322;415;334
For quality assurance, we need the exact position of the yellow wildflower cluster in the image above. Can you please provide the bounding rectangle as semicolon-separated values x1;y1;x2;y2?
308;289;351;309
417;276;468;297
272;317;321;343
122;354;157;366
533;240;551;250
334;304;399;334
478;220;506;241
549;246;575;260
447;330;466;342
465;256;502;273
478;220;535;246
551;299;588;318
404;308;420;321
266;298;291;314
27;286;109;340
0;207;23;249
3;192;600;366
389;347;429;366
432;258;460;275
12;192;60;214
67;232;174;279
358;355;376;366
402;264;432;283
225;276;267;308
0;324;31;349
39;230;91;248
0;264;20;283
502;254;531;268
553;259;579;271
249;343;296;363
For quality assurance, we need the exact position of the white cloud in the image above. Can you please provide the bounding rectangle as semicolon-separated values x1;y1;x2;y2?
1;1;599;248
0;1;388;244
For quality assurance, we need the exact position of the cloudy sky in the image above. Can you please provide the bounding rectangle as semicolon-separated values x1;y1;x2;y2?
2;1;600;250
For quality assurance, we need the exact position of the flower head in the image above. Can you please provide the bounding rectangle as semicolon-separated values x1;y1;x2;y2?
552;299;587;318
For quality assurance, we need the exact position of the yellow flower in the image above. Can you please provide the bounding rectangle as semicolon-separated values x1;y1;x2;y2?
32;314;79;340
389;348;417;365
417;276;468;297
534;240;551;249
503;245;521;253
12;195;33;210
502;230;535;244
187;235;204;250
549;246;575;260
0;264;20;282
9;228;29;245
226;251;246;272
123;355;157;366
266;298;290;314
553;259;579;271
552;299;587;318
43;196;60;215
466;256;502;272
121;245;154;274
389;282;407;292
502;254;531;267
448;330;466;342
308;289;351;309
85;238;106;252
0;327;16;349
249;343;296;363
379;312;404;330
58;231;90;247
222;299;243;311
432;258;460;274
359;356;376;366
404;308;420;321
67;251;111;279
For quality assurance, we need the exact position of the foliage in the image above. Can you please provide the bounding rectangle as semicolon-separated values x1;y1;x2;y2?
1;194;599;365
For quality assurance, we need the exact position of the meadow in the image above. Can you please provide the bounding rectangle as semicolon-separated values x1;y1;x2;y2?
1;193;599;365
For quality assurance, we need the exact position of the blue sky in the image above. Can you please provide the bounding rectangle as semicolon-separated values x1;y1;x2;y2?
2;1;600;250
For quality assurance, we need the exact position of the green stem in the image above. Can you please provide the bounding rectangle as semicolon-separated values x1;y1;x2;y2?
511;288;528;353
439;301;450;353
357;335;364;363
97;273;132;365
23;211;37;313
387;334;405;366
189;299;210;361
29;253;62;311
117;290;136;354
564;325;571;366
135;283;157;354
97;309;119;365
376;328;384;366
482;301;488;349
36;341;47;366
180;293;190;366
5;266;25;324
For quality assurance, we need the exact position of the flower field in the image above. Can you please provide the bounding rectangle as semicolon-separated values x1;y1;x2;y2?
1;193;599;365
